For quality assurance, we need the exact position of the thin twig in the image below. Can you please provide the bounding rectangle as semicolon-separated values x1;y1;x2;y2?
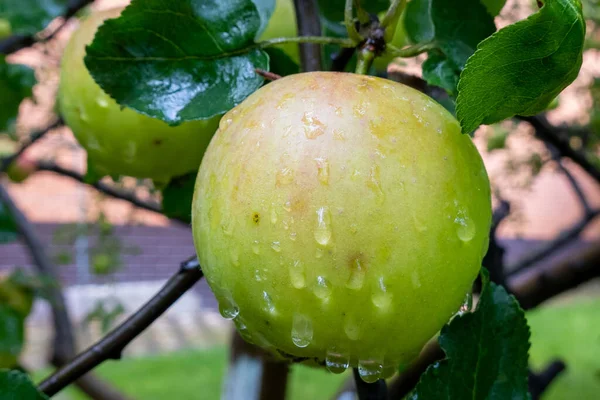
344;0;363;44
35;160;175;218
293;0;323;71
38;256;204;397
0;120;63;173
519;115;600;184
555;158;592;215
255;68;281;81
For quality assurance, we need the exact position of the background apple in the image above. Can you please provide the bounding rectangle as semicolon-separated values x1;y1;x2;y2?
58;8;221;184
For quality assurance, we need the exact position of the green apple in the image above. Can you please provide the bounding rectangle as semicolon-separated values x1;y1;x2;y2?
58;8;221;184
260;0;299;63
192;72;492;382
0;19;10;40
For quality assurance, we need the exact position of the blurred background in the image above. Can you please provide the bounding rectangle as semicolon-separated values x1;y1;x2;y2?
1;0;599;399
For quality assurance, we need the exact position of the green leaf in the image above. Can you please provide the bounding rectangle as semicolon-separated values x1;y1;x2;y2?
85;0;269;126
422;52;460;96
316;0;389;22
0;195;18;244
265;47;299;76
0;369;47;399
482;0;508;16
456;0;586;134
0;56;36;133
405;0;496;68
0;306;25;369
0;0;68;35
161;172;197;223
409;268;531;400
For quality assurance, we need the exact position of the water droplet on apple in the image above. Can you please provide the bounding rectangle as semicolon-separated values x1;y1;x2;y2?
358;359;383;383
313;276;331;300
455;212;476;242
270;207;278;224
302;112;325;139
315;157;330;184
371;276;392;310
271;241;281;252
368;165;384;202
262;291;276;314
252;240;260;254
283;201;292;212
96;97;109;108
314;206;332;246
291;314;313;348
346;258;365;290
289;260;305;289
344;316;360;340
315;248;324;258
276;167;294;185
325;349;350;374
411;270;422;288
289;232;297;241
218;295;239;320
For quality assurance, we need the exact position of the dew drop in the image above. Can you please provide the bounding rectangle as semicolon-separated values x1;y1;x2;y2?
231;250;240;267
283;201;292;212
221;220;234;236
291;314;313;348
325;349;350;374
458;291;473;315
315;248;324;259
333;129;345;140
367;165;384;201
218;295;239;320
315;157;330;184
372;277;392;310
252;240;260;254
276;167;294;186
313;276;331;300
346;258;365;290
455;211;476;242
254;269;264;282
96;97;109;108
262;291;276;314
302;112;326;139
358;359;383;383
344;316;360;340
289;260;305;289
314;206;332;246
271;241;281;252
289;232;297;241
381;364;397;379
350;223;358;234
411;270;422;288
270;207;278;224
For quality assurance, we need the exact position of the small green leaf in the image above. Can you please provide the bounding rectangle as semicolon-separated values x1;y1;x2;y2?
405;0;496;68
85;0;269;125
316;0;389;22
161;172;197;223
0;196;18;244
0;306;25;369
456;0;585;134
0;369;47;399
0;0;68;34
0;56;36;133
482;0;508;16
422;52;460;96
409;268;531;400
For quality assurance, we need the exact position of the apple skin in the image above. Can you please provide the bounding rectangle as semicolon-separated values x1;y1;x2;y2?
260;0;299;63
192;72;491;380
58;8;221;184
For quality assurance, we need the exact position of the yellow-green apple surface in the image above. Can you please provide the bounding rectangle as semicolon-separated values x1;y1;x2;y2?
192;72;492;382
0;19;10;40
58;8;221;184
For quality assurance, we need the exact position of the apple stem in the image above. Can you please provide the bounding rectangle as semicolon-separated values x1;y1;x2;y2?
355;46;375;75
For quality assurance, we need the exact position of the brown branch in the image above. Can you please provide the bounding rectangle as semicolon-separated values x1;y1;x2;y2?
38;256;203;397
519;115;600;184
529;360;566;400
293;0;322;71
0;182;128;400
0;120;62;173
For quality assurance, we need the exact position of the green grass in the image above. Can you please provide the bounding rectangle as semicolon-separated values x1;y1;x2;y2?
36;346;348;400
35;297;600;400
527;298;600;400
